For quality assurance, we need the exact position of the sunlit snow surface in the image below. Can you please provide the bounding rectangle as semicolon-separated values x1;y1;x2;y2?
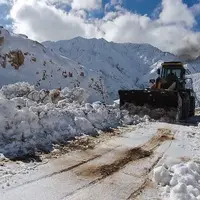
154;161;200;200
0;82;150;159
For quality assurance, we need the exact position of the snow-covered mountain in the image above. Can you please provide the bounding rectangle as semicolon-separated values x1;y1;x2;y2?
0;28;108;103
1;27;200;103
43;38;177;96
43;37;200;98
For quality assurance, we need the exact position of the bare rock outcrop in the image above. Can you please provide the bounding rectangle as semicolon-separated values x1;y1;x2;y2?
0;36;4;46
7;50;25;69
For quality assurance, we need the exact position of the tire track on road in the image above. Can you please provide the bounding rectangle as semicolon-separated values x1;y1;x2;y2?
127;128;177;200
4;146;120;192
60;128;175;200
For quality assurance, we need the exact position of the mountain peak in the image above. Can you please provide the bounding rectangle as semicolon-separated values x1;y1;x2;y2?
1;29;200;104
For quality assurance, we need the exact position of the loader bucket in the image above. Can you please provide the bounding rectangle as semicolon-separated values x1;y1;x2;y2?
118;89;179;120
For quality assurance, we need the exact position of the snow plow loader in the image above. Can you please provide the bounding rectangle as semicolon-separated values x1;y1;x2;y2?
118;62;195;121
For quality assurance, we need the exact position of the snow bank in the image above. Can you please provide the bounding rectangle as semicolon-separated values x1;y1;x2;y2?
0;82;149;159
121;103;177;122
153;161;200;200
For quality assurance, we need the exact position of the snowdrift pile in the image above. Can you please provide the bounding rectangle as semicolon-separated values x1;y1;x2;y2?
0;82;150;159
121;103;178;121
153;161;200;200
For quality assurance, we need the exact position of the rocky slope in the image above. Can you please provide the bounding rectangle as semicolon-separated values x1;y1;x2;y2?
0;28;107;103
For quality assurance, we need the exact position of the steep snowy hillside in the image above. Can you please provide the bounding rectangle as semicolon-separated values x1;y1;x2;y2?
43;38;176;93
1;27;200;104
0;28;108;103
43;37;200;102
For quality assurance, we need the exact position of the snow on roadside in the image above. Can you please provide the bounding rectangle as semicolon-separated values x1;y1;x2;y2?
153;161;200;200
0;82;150;159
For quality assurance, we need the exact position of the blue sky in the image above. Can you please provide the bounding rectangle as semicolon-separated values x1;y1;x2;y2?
88;0;161;19
120;0;200;30
120;0;161;15
0;4;11;27
102;0;199;16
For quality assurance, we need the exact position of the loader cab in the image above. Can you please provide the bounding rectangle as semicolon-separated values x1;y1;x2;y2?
157;62;186;89
158;62;186;80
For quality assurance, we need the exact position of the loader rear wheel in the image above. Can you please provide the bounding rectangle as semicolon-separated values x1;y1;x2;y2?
181;94;190;120
189;96;195;117
176;94;182;121
176;107;182;121
176;92;190;121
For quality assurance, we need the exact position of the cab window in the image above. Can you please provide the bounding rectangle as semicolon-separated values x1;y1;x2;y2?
162;68;182;79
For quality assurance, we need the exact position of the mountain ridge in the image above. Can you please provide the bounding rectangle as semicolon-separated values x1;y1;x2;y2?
1;27;200;103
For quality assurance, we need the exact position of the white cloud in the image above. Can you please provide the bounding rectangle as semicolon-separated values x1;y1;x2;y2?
10;0;94;41
191;1;200;16
3;0;200;58
101;11;151;43
110;0;123;5
71;0;102;10
159;0;195;28
105;0;122;12
0;0;9;4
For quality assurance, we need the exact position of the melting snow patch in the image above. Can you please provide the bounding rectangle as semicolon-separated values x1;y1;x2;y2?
153;161;200;200
0;82;150;159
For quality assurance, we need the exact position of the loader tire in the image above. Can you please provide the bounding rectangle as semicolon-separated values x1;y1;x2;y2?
176;94;182;121
182;94;190;120
189;96;195;117
177;92;189;121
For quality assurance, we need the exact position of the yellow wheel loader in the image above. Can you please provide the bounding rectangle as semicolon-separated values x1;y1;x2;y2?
118;62;196;121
